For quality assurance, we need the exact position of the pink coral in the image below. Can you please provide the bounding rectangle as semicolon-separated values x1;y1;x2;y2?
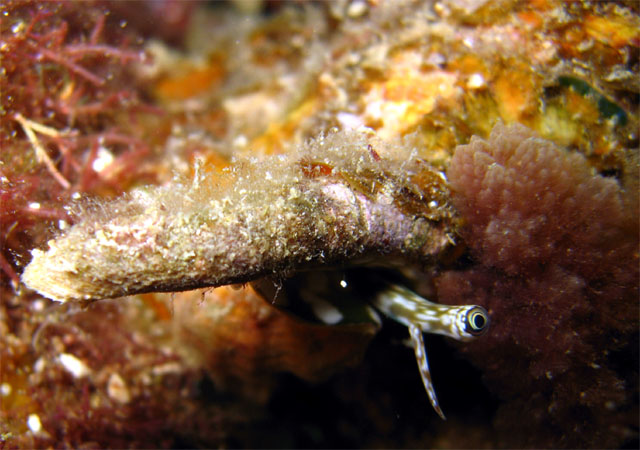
438;123;638;448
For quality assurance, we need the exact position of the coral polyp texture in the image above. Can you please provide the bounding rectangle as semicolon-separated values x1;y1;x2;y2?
22;130;457;302
439;123;638;448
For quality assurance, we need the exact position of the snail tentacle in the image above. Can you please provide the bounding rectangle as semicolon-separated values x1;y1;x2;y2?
408;322;446;420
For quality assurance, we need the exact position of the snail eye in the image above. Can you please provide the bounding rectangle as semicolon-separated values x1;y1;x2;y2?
464;306;489;336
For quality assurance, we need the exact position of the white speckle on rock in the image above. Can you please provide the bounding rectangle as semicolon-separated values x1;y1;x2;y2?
347;1;368;18
27;413;42;433
0;382;11;396
92;146;114;173
467;73;485;89
107;373;131;404
58;353;90;378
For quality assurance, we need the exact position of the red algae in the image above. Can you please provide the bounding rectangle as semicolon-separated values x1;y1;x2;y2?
0;0;151;286
439;123;638;448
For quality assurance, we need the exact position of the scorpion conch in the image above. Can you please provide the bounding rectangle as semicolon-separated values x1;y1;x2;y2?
22;129;489;418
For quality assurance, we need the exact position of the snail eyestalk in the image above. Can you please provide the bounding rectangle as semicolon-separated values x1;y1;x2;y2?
372;283;490;419
373;283;489;340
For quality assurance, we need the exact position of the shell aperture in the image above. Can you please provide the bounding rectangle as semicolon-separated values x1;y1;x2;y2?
254;269;490;419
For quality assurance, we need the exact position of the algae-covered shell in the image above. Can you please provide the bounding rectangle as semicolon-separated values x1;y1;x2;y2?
22;130;457;302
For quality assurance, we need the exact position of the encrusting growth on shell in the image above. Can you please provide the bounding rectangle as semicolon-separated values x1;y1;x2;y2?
22;130;458;302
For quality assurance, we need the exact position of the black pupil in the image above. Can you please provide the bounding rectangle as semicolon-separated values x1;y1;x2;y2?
471;313;486;329
466;308;488;334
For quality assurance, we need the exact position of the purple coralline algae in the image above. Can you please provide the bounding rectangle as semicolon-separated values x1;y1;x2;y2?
439;123;638;448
